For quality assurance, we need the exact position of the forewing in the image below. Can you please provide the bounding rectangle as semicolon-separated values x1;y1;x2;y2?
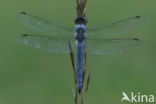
86;38;143;55
17;12;73;36
18;34;76;54
87;16;145;36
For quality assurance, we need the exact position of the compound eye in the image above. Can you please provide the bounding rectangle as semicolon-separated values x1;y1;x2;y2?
74;17;88;24
74;18;77;24
84;17;88;24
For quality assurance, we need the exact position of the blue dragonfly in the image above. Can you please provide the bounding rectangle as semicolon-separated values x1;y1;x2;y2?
17;12;145;93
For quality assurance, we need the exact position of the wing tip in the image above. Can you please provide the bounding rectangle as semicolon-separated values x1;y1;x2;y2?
132;38;139;40
20;12;27;15
135;15;146;23
16;12;27;21
16;12;27;17
132;38;144;48
135;16;141;19
22;34;29;37
17;34;29;42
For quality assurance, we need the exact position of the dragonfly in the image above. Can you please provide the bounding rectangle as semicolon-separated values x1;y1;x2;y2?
17;12;145;93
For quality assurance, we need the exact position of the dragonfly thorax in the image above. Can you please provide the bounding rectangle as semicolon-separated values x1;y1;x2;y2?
75;24;86;42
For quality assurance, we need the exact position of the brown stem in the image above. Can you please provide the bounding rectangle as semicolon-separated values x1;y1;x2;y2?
68;40;77;86
85;72;90;92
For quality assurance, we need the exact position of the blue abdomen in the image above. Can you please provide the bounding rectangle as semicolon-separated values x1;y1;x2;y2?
77;42;84;93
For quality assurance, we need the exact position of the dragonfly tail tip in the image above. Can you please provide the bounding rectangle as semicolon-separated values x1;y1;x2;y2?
78;88;82;94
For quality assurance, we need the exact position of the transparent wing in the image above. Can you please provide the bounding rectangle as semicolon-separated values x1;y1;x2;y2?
16;12;74;36
18;34;76;54
87;16;145;36
86;38;143;55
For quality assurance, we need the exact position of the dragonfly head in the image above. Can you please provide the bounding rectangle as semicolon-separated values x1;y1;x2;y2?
74;16;88;25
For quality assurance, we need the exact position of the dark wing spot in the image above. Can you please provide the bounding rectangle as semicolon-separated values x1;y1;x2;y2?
135;16;141;19
20;12;26;15
133;38;139;40
22;34;29;37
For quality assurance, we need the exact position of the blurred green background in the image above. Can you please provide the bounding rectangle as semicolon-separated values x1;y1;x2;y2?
0;0;156;104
